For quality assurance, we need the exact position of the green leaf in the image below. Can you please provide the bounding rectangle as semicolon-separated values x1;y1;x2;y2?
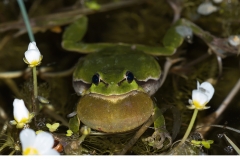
66;129;73;137
69;115;80;134
62;16;88;43
191;140;201;145
201;141;210;149
46;123;60;132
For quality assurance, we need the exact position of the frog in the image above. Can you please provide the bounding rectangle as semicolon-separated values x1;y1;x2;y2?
62;15;201;152
73;46;162;133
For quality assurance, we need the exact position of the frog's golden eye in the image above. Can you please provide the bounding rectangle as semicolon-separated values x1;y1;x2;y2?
92;73;100;85
126;71;134;83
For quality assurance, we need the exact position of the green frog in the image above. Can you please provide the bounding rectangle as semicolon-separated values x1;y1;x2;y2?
73;46;161;133
62;16;195;151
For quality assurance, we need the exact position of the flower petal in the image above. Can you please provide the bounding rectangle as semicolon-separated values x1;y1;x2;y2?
197;81;200;90
192;90;208;106
199;82;215;101
13;99;29;122
20;128;36;150
188;99;193;105
28;42;38;50
24;42;43;67
33;131;54;154
9;120;17;125
186;105;195;109
202;106;210;110
197;2;218;16
24;50;41;63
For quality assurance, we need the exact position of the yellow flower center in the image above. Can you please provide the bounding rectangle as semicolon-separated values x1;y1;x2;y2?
14;113;30;123
193;100;205;109
23;147;39;155
30;60;40;66
233;36;240;43
19;117;29;123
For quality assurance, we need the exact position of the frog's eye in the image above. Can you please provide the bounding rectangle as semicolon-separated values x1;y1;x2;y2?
126;71;134;83
92;73;100;85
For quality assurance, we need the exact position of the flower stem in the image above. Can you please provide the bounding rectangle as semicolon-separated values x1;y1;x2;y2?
17;0;35;42
178;109;198;146
32;66;38;113
33;67;38;99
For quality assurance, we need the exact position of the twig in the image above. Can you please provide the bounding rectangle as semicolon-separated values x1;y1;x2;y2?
0;35;12;51
159;58;184;88
196;124;240;134
0;65;75;79
2;79;21;98
39;65;76;79
166;0;183;24
215;78;240;117
224;134;240;155
0;71;24;79
0;0;146;35
115;116;154;155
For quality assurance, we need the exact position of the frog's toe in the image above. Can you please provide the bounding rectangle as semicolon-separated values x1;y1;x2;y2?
143;130;172;150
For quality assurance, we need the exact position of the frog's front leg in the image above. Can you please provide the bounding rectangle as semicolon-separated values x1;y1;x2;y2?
143;106;172;150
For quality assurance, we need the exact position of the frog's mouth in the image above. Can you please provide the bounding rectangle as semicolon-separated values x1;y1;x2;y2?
77;90;154;133
73;77;161;97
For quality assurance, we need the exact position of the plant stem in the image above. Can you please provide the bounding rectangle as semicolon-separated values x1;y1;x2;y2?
9;150;15;155
178;109;198;146
0;143;8;152
33;67;38;99
224;134;240;155
17;0;38;113
32;66;38;113
17;0;35;42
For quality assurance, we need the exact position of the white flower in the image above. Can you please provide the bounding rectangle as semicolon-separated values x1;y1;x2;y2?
187;81;215;110
20;128;59;155
197;2;218;16
9;99;34;128
228;35;240;47
23;42;43;67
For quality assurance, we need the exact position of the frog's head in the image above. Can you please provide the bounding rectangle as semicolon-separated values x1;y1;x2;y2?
73;47;162;97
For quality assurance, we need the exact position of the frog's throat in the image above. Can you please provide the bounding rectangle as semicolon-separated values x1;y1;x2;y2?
85;90;145;104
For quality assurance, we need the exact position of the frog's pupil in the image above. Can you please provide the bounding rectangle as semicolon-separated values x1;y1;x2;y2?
92;73;100;85
126;71;134;83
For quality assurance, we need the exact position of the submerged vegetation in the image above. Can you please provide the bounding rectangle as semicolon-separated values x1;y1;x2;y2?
0;0;240;155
